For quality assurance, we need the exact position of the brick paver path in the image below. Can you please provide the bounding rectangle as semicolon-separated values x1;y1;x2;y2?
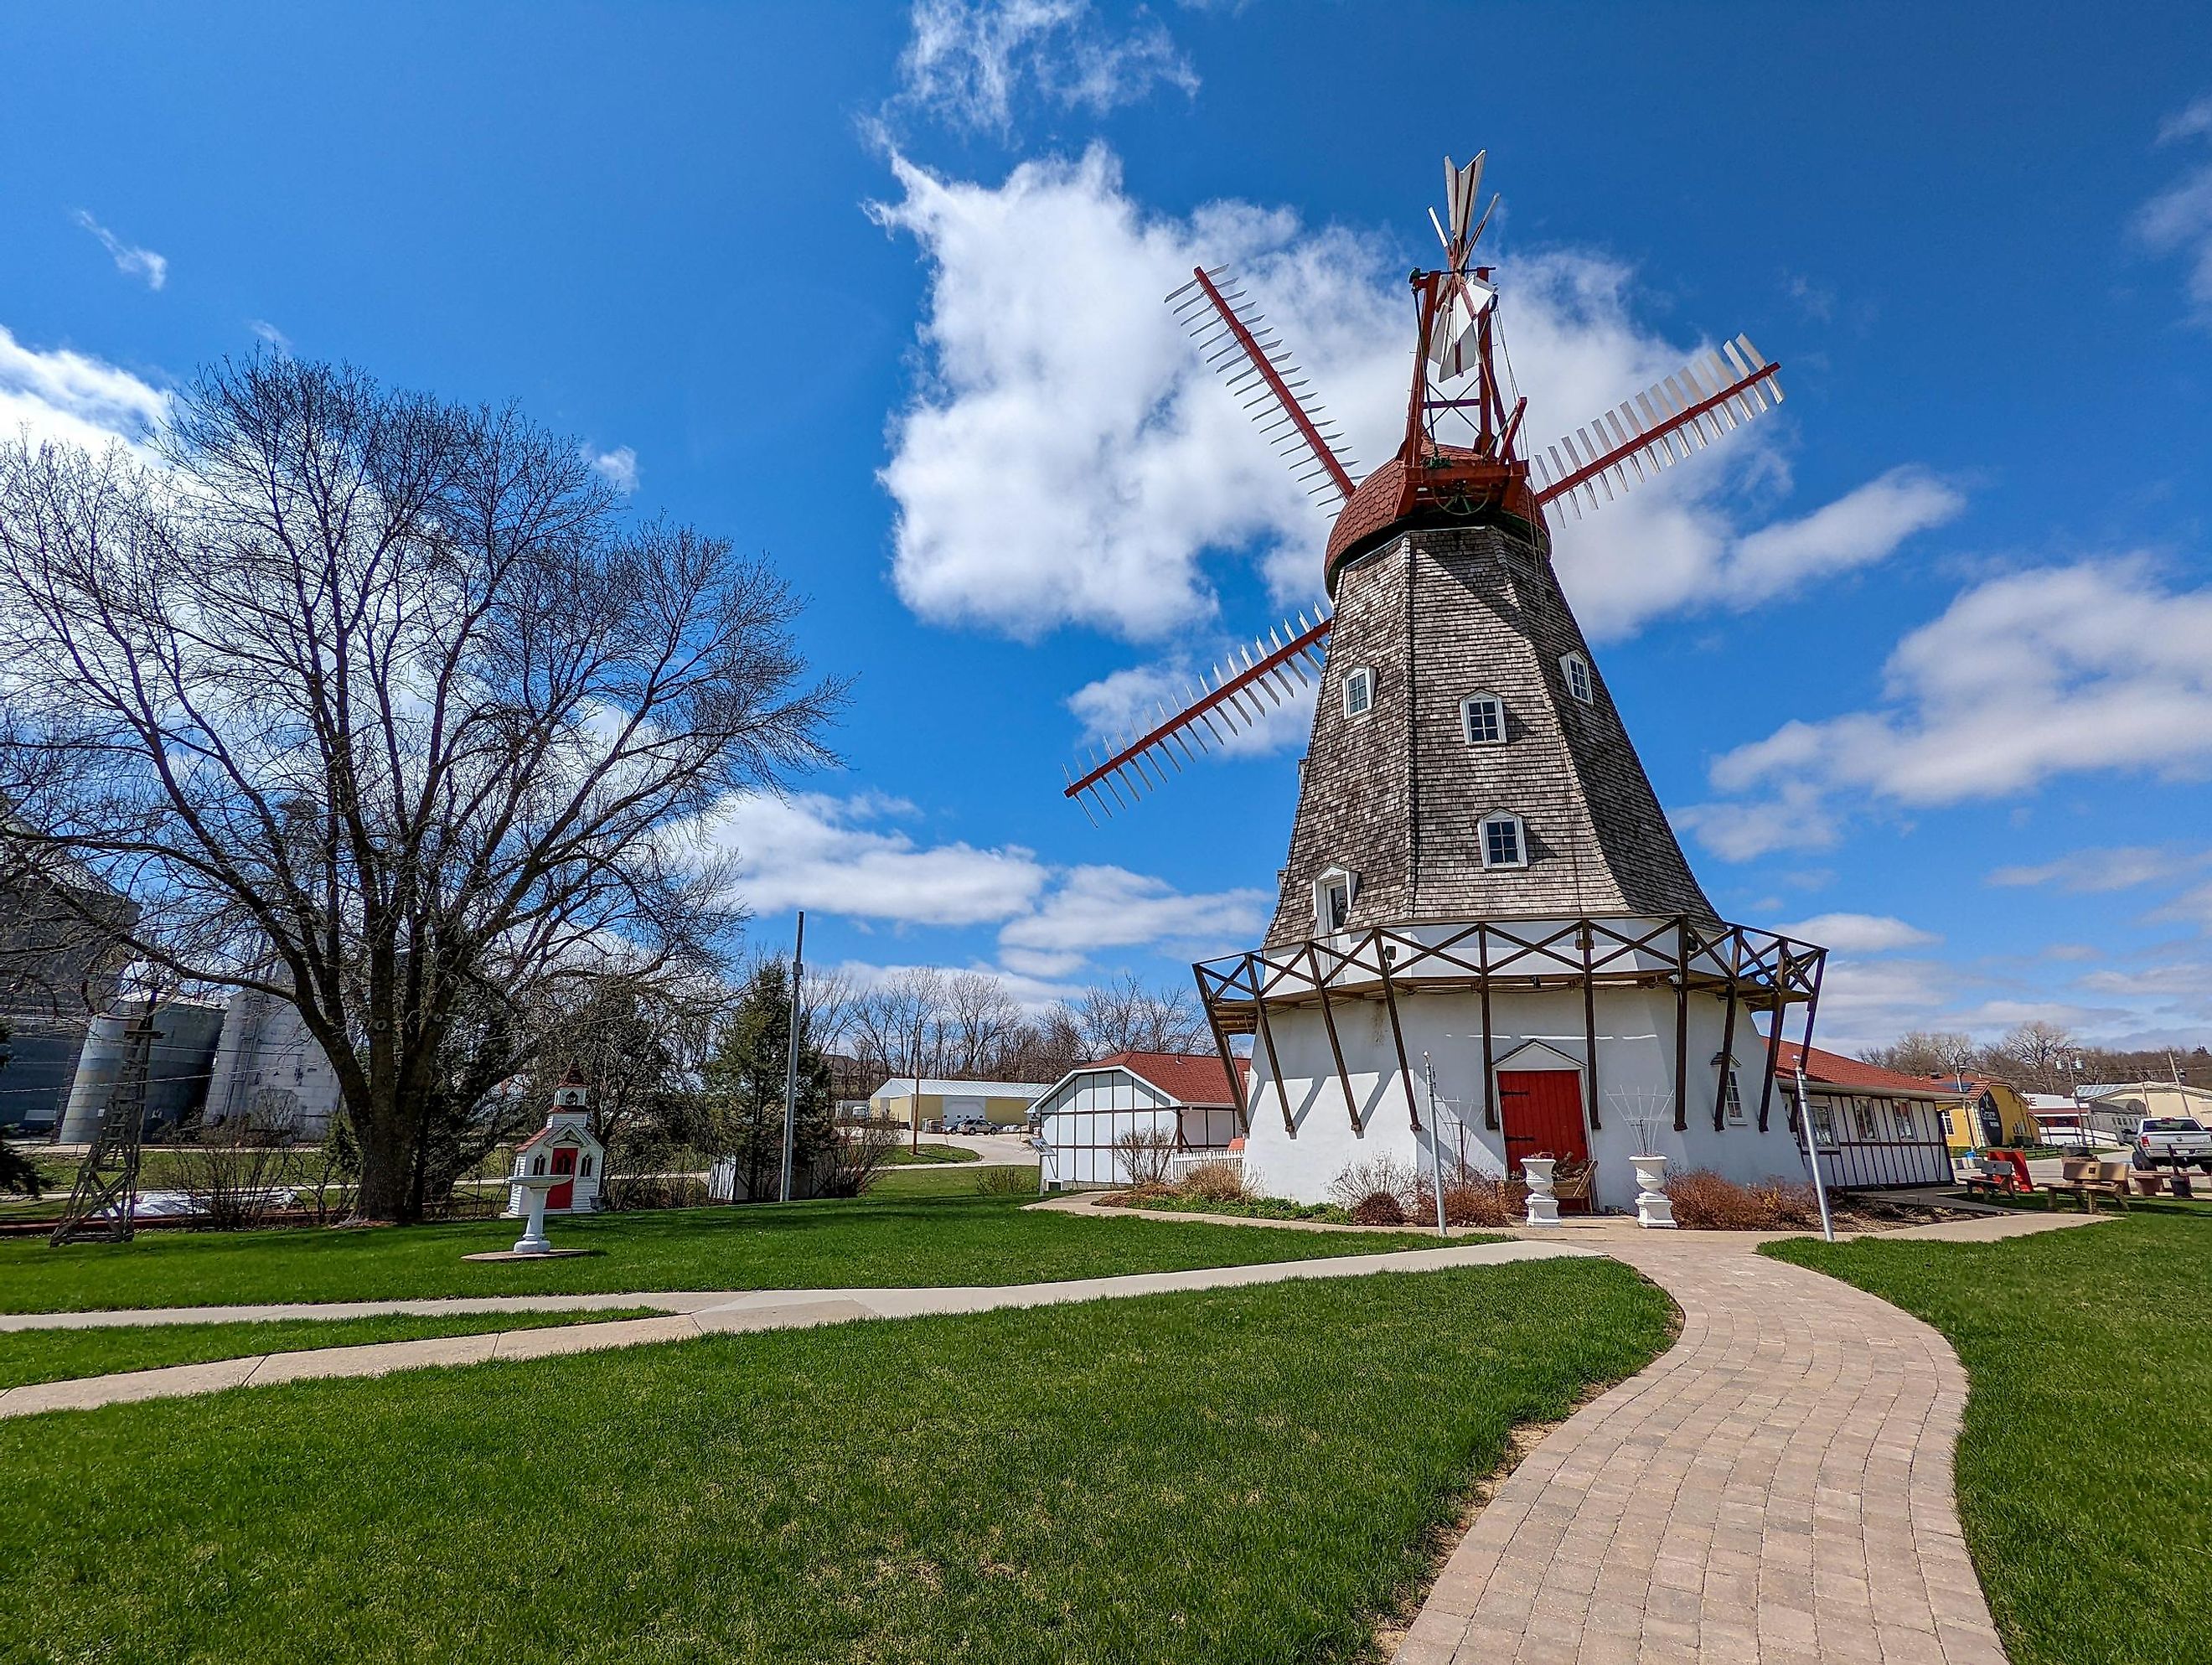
1393;1220;2102;1665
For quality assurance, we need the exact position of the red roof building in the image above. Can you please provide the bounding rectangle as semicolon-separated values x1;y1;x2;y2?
1090;1050;1249;1109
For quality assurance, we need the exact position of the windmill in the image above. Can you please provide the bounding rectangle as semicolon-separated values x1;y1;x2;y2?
1062;151;1784;820
1052;153;1834;1213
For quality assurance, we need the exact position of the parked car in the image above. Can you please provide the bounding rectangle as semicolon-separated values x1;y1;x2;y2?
942;1109;993;1135
2131;1117;2212;1171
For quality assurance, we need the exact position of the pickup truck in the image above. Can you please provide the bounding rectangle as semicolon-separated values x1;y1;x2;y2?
2131;1117;2212;1171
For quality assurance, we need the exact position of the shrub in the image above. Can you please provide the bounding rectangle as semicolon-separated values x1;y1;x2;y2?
1664;1169;1822;1230
974;1165;1036;1196
1176;1159;1252;1202
1420;1173;1527;1227
1347;1190;1408;1227
1113;1127;1178;1188
1326;1156;1419;1213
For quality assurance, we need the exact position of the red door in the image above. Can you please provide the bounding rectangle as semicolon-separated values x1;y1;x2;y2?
1497;1070;1590;1171
549;1145;576;1210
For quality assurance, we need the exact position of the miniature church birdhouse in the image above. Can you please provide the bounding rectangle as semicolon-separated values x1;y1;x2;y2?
506;1068;605;1220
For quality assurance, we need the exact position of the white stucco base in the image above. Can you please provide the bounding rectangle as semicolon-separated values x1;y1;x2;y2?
1238;983;1814;1213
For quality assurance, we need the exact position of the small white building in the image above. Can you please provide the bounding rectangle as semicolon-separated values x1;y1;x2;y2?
1035;1052;1248;1189
1777;1042;1959;1190
505;1073;605;1217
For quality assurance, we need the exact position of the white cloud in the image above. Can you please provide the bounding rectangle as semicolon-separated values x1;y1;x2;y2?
248;319;292;352
998;862;1268;968
585;443;640;494
1988;845;2209;892
0;323;168;457
703;790;1049;926
699;789;1270;980
1724;468;1962;602
896;0;1196;136
2160;96;2212;145
871;146;1951;659
2138;97;2212;321
1067;647;1315;761
70;209;168;291
1693;559;2212;857
1777;913;1939;954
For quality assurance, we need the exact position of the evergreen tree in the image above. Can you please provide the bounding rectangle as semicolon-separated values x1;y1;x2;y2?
704;959;835;1202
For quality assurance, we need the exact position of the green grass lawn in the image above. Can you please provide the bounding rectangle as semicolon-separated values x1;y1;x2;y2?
0;1259;1672;1664
0;1307;658;1391
1770;1211;2212;1665
0;1192;1425;1314
881;1141;983;1165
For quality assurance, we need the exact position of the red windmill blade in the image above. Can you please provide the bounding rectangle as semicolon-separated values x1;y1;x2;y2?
1062;154;1785;821
1168;266;1358;509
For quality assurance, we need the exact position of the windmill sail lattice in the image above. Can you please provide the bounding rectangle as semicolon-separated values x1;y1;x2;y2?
1063;162;1785;820
1169;266;1357;509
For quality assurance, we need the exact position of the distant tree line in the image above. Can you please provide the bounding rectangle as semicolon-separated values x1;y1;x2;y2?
1859;1021;2211;1097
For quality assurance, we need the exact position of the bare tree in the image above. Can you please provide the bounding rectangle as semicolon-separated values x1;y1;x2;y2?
1860;1030;1980;1080
850;968;949;1083
0;357;841;1220
1070;972;1206;1057
1994;1020;2078;1094
943;970;1024;1076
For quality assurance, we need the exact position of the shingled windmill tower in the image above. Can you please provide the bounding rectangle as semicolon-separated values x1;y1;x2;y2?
1066;155;1831;1210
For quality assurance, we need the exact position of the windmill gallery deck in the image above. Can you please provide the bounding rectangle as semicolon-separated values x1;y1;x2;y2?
1067;154;1836;1213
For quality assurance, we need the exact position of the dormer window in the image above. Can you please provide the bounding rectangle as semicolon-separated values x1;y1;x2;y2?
1479;813;1527;870
1314;865;1357;931
1560;652;1594;706
1461;693;1505;745
1342;667;1374;717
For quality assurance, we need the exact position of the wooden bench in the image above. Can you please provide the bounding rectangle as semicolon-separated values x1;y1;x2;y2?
1962;1150;2034;1200
2040;1157;2132;1213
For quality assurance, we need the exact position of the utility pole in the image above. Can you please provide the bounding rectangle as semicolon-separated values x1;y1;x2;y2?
1423;1052;1448;1239
778;913;805;1203
1796;1064;1835;1243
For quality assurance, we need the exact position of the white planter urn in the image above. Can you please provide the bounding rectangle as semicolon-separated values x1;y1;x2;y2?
1631;1154;1677;1228
1522;1157;1561;1227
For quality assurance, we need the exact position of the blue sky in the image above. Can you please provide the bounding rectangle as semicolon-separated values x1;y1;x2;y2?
6;1;2211;1051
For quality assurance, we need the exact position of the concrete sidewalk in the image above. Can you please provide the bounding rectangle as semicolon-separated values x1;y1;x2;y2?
0;1238;1587;1419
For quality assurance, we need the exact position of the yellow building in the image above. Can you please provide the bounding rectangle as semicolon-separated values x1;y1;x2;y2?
1936;1077;2039;1152
866;1077;1054;1131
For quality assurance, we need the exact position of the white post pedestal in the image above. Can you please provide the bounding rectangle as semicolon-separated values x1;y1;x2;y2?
1631;1154;1677;1228
510;1174;558;1255
1522;1158;1560;1227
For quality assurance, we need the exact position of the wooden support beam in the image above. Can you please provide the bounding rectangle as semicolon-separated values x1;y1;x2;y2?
1195;964;1249;1137
1374;937;1420;1131
1672;918;1690;1135
1478;923;1498;1130
1756;946;1791;1133
1310;944;1362;1133
1248;961;1297;1137
1712;952;1739;1135
1788;953;1827;1135
1580;921;1602;1130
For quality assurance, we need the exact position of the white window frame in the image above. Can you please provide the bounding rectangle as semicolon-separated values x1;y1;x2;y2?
1460;692;1506;746
1341;666;1375;717
1477;812;1527;871
1560;651;1594;706
1313;865;1357;932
